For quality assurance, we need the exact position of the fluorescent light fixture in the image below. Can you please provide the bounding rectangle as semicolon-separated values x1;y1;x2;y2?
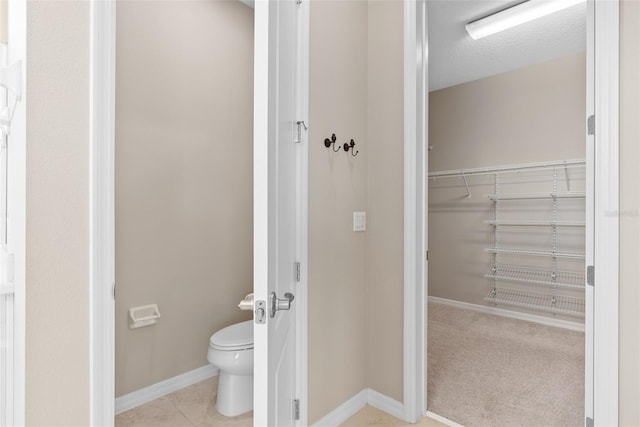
465;0;586;40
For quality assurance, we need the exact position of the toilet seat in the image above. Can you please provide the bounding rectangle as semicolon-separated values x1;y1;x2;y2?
210;320;253;351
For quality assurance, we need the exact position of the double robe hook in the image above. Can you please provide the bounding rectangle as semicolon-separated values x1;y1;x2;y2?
323;133;359;157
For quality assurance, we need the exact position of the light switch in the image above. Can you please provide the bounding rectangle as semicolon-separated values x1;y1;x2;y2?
353;212;366;232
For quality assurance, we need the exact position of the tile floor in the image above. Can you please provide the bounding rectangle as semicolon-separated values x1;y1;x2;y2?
115;378;448;427
341;405;447;427
115;377;252;427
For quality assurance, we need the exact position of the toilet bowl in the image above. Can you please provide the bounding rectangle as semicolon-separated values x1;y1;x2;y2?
207;320;254;417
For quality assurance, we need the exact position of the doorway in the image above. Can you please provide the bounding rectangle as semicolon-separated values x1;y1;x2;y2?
426;2;587;423
89;1;310;425
405;1;620;425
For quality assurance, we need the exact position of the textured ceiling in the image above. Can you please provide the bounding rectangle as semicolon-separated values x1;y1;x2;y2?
428;0;586;91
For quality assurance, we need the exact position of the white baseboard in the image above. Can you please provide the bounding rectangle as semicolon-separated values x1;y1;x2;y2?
367;389;404;420
311;389;368;427
114;364;218;415
311;389;403;426
428;296;585;332
312;388;465;427
426;410;465;427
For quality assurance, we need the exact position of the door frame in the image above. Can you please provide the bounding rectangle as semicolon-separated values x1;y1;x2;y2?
89;1;309;425
402;0;427;423
295;1;310;425
404;0;620;425
2;0;27;424
589;0;619;424
89;0;115;425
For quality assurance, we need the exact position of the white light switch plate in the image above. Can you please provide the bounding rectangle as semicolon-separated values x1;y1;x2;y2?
353;212;366;232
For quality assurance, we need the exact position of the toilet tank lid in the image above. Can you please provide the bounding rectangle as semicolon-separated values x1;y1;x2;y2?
210;320;253;348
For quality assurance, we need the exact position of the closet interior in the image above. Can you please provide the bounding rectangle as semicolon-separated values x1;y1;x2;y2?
430;160;586;318
426;1;587;425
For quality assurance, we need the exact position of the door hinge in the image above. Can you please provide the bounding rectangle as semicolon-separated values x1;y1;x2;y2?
113;281;116;300
294;398;300;420
586;416;594;427
295;121;307;143
587;115;595;136
587;265;594;287
426;250;429;261
295;262;301;282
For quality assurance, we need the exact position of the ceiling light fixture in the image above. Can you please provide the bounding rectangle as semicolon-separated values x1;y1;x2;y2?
465;0;586;40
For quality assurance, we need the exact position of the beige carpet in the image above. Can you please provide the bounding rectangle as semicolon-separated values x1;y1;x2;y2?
427;303;584;427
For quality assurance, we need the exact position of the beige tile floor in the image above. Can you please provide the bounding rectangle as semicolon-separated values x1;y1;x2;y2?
340;405;447;427
115;378;447;427
115;377;252;427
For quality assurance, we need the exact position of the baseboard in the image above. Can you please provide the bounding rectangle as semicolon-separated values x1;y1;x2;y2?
426;410;466;427
367;389;404;420
114;365;218;415
311;388;406;426
311;389;368;427
428;296;585;332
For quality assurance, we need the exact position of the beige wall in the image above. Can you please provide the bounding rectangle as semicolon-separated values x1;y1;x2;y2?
0;0;7;43
115;0;254;396
309;2;406;420
308;0;369;422
428;53;586;319
619;1;640;425
26;1;90;425
366;0;404;403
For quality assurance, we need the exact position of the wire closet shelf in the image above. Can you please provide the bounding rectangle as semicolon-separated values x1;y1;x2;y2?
429;159;587;318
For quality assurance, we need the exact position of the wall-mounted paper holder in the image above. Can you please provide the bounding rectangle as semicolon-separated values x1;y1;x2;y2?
129;304;161;329
238;293;255;311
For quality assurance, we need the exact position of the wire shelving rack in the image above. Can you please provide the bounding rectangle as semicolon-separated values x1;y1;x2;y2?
431;159;587;318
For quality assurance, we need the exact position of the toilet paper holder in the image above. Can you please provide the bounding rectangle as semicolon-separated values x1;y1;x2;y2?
238;293;254;311
129;304;161;329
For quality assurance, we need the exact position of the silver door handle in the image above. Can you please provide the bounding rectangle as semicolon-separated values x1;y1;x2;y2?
270;291;295;318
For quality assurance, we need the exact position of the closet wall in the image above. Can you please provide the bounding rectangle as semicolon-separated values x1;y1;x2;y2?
115;0;253;396
428;52;586;318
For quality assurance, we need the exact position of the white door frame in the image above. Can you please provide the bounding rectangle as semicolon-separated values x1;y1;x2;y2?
402;0;427;423
89;0;115;425
590;0;619;424
295;0;310;425
2;0;27;424
88;1;309;425
404;0;620;425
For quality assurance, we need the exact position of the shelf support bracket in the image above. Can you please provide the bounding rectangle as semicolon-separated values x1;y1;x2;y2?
563;161;571;191
461;172;470;198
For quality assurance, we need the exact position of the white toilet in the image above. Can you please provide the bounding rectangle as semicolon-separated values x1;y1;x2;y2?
207;320;254;417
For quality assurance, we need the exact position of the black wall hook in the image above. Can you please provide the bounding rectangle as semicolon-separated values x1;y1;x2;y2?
343;139;359;157
324;133;340;152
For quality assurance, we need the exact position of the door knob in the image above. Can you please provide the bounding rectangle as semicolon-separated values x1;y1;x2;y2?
270;291;295;318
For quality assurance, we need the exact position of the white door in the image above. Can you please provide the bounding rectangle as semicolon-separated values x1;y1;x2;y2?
254;0;300;425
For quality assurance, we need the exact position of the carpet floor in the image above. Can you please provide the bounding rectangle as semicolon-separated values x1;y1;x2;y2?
427;303;584;427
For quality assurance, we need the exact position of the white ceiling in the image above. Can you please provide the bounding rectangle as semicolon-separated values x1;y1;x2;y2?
428;0;586;91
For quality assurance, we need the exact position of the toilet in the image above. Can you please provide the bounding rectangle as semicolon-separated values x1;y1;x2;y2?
207;320;254;417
